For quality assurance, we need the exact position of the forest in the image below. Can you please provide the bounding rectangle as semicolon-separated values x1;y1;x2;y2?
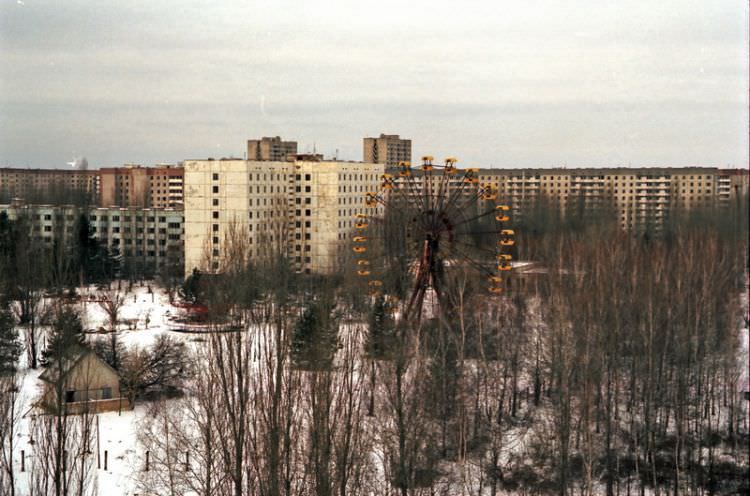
0;196;748;496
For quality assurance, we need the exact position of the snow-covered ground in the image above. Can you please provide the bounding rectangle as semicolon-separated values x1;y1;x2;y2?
6;278;750;495
10;282;188;496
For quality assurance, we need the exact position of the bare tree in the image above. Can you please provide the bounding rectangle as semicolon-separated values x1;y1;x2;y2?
0;374;22;496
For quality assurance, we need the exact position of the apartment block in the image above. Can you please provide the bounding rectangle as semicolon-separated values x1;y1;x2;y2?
183;157;383;276
0;202;184;273
0;168;99;204
246;136;298;161
99;164;183;208
472;167;748;230
363;134;411;168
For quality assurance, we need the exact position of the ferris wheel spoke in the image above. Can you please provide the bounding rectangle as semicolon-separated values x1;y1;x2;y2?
431;168;454;223
449;206;502;228
444;244;497;278
450;238;502;257
437;175;472;215
403;173;427;215
443;185;486;220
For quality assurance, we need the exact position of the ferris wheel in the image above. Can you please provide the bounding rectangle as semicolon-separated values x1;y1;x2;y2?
351;156;516;324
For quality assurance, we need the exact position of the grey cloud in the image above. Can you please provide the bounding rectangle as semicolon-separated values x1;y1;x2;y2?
0;0;747;168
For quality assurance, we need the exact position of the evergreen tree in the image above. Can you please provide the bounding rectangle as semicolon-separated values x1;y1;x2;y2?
365;294;397;360
41;307;87;366
71;213;116;284
291;298;339;370
179;268;203;304
0;304;21;375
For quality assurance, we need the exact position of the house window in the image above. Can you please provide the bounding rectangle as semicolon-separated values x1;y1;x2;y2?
65;390;76;403
102;387;112;400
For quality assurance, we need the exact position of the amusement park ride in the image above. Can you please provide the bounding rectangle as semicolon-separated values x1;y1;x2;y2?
352;156;516;324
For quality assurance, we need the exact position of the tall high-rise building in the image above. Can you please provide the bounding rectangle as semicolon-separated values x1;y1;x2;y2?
246;136;298;161
363;134;411;167
183;157;383;275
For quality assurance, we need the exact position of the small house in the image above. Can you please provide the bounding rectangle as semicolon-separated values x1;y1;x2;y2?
39;347;131;414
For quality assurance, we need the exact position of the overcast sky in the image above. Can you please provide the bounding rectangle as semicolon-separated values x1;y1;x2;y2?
0;0;747;169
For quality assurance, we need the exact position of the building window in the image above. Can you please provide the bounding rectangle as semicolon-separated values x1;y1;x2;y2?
213;186;219;194
212;173;219;180
213;211;219;219
212;224;219;232
213;198;219;206
102;387;112;400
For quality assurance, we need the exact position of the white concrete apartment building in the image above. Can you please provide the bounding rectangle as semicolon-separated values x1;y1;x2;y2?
0;202;184;272
183;158;383;276
473;167;748;230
